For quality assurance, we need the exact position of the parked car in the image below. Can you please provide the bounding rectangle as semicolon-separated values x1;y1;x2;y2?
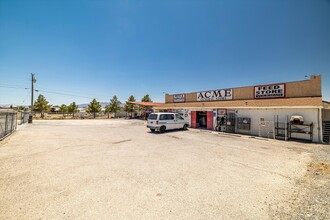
147;113;189;133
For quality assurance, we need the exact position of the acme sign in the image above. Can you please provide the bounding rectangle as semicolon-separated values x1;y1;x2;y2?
173;94;185;102
254;84;285;99
197;89;232;101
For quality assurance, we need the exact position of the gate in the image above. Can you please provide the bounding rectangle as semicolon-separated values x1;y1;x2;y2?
258;121;275;139
323;121;330;144
237;117;251;134
226;113;236;133
0;111;17;140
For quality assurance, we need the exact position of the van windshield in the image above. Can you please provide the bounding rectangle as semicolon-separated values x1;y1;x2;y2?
148;114;157;120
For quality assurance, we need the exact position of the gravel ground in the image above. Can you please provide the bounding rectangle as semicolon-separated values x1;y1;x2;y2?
270;145;330;219
0;119;329;219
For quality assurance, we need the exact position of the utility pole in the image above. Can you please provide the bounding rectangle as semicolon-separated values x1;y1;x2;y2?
29;73;36;123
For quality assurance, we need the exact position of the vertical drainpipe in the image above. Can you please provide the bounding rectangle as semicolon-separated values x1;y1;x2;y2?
318;107;323;143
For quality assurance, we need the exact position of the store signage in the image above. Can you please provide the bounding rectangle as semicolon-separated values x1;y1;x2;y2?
254;83;285;99
217;109;227;115
260;118;265;126
197;89;232;101
173;94;185;102
227;109;237;114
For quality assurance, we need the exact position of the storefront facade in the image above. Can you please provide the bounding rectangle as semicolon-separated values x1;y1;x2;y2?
156;75;328;143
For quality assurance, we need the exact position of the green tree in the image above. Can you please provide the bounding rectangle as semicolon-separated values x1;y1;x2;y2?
123;95;136;118
123;103;130;118
17;106;28;111
105;95;122;118
87;98;102;119
34;94;51;118
68;102;78;117
59;104;68;117
104;105;111;118
141;94;152;103
141;94;153;118
135;105;143;117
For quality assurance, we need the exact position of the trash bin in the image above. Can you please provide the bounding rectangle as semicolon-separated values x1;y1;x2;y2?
28;115;33;123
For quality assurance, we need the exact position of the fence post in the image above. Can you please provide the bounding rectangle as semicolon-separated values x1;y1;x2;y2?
10;113;13;132
5;112;9;136
14;113;17;131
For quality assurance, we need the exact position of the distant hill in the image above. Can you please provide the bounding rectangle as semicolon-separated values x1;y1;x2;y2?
78;102;107;108
78;102;125;108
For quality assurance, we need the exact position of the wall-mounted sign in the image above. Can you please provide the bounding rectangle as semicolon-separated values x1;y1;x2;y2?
254;84;285;99
173;94;185;102
197;89;232;101
227;109;237;114
259;118;265;126
217;109;227;115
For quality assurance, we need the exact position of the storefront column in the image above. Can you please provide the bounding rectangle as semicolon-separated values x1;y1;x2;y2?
207;111;213;130
191;111;197;128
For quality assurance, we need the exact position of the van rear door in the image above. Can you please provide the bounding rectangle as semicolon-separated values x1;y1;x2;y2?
147;114;158;128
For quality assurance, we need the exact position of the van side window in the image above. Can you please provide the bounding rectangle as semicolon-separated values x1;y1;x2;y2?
164;114;174;120
159;114;174;120
175;114;181;120
159;114;166;120
148;114;157;120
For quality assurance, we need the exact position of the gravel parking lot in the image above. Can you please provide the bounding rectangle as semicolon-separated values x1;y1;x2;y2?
0;119;328;219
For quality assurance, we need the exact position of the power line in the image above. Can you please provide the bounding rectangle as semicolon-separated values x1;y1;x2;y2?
21;90;31;105
36;86;120;101
36;89;110;102
0;84;29;90
0;83;130;103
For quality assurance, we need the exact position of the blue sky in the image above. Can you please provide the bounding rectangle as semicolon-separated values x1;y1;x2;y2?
0;0;329;105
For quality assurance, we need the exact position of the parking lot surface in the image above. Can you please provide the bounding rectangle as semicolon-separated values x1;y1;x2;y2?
0;119;318;219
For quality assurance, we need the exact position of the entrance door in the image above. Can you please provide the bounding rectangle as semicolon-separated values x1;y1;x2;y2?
197;111;207;128
207;111;213;130
191;111;197;128
226;112;236;133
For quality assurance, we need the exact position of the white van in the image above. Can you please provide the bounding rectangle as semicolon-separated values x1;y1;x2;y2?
147;113;189;133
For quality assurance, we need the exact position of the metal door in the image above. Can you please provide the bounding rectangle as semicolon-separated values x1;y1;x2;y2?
191;111;197;128
207;111;213;130
226;113;236;133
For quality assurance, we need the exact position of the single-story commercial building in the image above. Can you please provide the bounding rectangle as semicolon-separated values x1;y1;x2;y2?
155;75;330;143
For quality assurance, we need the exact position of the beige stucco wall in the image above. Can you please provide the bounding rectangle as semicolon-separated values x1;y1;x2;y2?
165;75;322;103
233;86;254;100
286;75;321;97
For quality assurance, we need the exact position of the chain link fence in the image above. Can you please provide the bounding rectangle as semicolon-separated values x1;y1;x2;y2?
0;111;18;141
258;121;275;139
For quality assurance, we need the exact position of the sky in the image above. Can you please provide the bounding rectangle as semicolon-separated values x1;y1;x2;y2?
0;0;329;106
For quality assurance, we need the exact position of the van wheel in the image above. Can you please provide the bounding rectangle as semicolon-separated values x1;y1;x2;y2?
150;129;155;132
160;126;166;133
183;124;188;130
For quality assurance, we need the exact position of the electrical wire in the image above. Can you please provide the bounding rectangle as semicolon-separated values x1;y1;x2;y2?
0;83;127;103
35;86;120;101
21;89;31;105
0;84;29;90
36;89;110;102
